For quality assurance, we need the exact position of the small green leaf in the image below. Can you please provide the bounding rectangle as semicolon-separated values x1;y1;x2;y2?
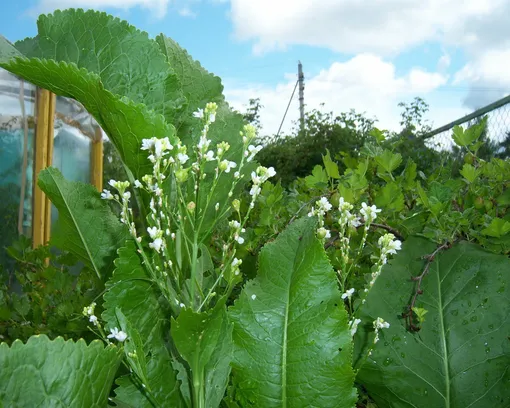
369;127;386;143
452;118;486;147
304;165;329;189
374;182;405;212
459;163;480;183
402;160;417;188
322;149;341;179
0;336;122;407
481;217;510;238
496;189;510;206
38;167;129;279
411;307;428;324
115;308;150;390
171;301;233;408
375;149;402;174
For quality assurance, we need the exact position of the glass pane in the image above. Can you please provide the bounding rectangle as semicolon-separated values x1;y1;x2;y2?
51;96;96;228
0;68;36;271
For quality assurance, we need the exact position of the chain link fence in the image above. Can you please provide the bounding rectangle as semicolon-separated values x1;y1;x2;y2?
422;95;510;158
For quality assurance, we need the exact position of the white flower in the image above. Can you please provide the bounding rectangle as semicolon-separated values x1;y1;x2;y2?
141;138;155;150
134;180;142;188
229;220;241;229
341;288;355;300
266;167;276;178
204;150;215;161
153;137;173;158
349;318;361;336
250;185;261;197
338;197;354;212
378;233;402;256
251;294;256;300
246;144;263;161
251;172;261;185
193;108;204;119
147;227;160;239
232;258;241;267
318;197;333;212
89;315;98;325
374;317;390;330
360;202;381;222
220;160;237;173
348;214;362;228
101;189;113;200
215;203;220;211
236;236;245;244
107;327;128;342
197;136;211;151
177;153;189;164
149;237;164;253
209;113;216;123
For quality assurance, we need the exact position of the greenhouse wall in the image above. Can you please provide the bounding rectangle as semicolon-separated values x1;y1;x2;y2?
0;68;104;271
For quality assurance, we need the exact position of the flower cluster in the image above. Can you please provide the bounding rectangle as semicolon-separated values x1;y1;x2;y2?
360;202;381;224
99;100;276;318
229;220;246;244
373;317;390;344
308;196;333;239
338;197;361;229
341;288;355;300
366;233;402;290
82;302;98;326
250;166;276;203
378;233;402;264
349;318;361;336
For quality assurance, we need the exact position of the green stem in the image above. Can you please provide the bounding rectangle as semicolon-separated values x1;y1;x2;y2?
191;365;205;408
190;238;199;310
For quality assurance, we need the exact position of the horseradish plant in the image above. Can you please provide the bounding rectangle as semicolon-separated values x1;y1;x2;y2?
0;8;508;408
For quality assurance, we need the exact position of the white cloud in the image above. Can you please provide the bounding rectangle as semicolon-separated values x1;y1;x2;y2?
453;50;510;109
224;54;450;136
178;7;196;17
30;0;171;18
228;0;508;56
226;0;510;114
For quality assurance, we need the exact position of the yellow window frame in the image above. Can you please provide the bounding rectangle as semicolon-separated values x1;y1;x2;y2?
32;89;103;248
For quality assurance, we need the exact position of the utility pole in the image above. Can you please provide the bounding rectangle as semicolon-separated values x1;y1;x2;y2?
298;61;305;133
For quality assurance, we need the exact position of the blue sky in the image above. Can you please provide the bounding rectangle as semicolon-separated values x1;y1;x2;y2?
2;0;510;136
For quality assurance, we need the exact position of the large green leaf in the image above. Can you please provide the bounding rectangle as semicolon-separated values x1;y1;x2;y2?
15;9;185;124
171;301;233;408
228;217;357;407
356;237;510;408
0;18;176;179
0;335;122;407
38;167;128;279
156;34;224;136
102;242;185;407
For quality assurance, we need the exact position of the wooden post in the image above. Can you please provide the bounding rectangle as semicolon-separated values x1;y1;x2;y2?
43;93;56;244
91;127;103;191
32;89;52;248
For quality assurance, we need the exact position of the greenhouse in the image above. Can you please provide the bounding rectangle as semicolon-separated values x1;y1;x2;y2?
0;67;103;269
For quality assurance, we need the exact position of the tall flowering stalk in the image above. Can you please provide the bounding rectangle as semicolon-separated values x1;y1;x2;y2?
308;195;400;359
100;102;274;314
